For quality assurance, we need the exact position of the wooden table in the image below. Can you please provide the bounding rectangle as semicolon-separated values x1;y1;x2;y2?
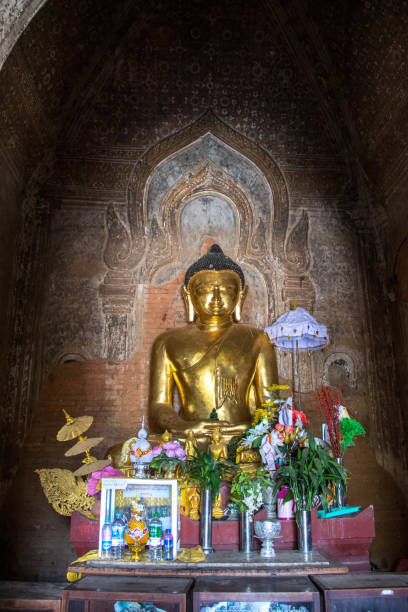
61;576;193;612
0;582;66;612
193;576;321;611
311;572;408;611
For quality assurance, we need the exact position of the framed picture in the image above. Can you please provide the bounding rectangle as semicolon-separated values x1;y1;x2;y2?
98;478;180;557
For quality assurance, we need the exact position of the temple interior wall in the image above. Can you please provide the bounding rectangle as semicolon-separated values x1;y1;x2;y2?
0;0;408;581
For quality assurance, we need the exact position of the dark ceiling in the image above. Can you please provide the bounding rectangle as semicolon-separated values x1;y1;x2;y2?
1;0;407;262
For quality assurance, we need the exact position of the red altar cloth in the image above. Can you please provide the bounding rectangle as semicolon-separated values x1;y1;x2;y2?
70;505;374;571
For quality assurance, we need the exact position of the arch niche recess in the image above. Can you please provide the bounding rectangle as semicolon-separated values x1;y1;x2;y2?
101;112;313;358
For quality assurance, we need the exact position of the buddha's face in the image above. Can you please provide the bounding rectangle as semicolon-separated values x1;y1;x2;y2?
188;270;242;321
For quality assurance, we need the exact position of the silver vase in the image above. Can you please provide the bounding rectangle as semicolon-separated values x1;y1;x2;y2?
262;485;277;519
239;510;254;553
335;457;345;507
200;488;213;554
297;509;312;553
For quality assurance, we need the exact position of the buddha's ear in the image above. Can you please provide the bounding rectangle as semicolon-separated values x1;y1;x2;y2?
234;285;248;322
182;285;195;322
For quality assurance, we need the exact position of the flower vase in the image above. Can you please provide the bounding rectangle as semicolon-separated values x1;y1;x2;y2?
334;457;345;507
239;510;254;553
200;488;213;555
297;509;312;553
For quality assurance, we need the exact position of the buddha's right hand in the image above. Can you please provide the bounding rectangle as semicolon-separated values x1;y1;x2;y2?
170;419;248;439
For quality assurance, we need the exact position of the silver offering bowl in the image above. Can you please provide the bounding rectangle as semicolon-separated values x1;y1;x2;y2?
254;519;281;558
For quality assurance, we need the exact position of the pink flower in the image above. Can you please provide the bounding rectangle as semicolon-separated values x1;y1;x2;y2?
275;423;284;432
152;445;163;457
163;441;186;460
87;466;125;496
163;441;178;457
284;425;294;434
175;446;187;460
278;432;285;440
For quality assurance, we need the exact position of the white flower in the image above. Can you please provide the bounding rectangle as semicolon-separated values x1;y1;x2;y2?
242;419;270;447
243;481;263;513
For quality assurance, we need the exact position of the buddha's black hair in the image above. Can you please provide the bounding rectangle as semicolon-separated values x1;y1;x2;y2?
184;244;245;288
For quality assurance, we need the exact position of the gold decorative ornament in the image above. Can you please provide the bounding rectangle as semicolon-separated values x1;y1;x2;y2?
65;436;104;456
177;545;206;562
185;430;198;458
124;500;149;562
212;492;224;519
37;410;111;516
73;459;111;477
209;427;228;462
57;410;93;441
188;487;201;520
35;468;95;518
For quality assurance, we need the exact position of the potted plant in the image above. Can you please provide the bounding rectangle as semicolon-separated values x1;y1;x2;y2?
187;447;234;554
149;440;187;478
272;433;347;552
152;445;233;554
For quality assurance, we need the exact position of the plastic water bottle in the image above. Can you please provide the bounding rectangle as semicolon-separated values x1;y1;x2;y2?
111;513;125;560
101;518;112;559
163;528;174;561
148;513;162;561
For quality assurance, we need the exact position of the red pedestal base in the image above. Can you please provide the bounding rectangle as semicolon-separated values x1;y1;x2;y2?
70;505;375;571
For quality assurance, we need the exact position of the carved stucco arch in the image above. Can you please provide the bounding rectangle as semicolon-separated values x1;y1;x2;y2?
156;160;255;274
104;112;292;272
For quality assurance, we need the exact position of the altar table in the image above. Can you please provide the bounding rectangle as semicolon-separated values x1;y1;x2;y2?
71;505;374;571
67;549;348;579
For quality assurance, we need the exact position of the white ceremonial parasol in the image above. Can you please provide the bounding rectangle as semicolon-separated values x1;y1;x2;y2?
265;305;329;410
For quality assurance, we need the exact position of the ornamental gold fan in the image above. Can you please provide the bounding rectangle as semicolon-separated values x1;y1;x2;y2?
57;410;93;441
73;459;111;477
65;437;104;457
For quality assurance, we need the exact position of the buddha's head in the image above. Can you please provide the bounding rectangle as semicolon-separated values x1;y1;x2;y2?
182;245;248;324
211;427;223;443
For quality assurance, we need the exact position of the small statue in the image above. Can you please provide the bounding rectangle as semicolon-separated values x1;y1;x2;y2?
185;429;198;458
189;488;201;521
209;427;228;462
236;443;262;475
161;430;173;443
212;492;224;519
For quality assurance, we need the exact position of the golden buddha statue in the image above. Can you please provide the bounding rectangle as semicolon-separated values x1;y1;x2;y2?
185;429;198;458
148;244;278;441
209;427;228;462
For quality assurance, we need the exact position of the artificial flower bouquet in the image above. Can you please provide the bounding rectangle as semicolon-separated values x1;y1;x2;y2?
230;468;273;514
237;384;309;473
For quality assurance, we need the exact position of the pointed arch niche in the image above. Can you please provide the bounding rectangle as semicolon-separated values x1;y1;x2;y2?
145;133;276;327
102;113;314;356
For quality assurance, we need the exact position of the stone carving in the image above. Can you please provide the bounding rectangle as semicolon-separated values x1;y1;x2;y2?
285;210;310;272
100;269;137;362
150;159;254;278
322;352;357;400
104;205;132;267
104;187;146;271
282;275;315;313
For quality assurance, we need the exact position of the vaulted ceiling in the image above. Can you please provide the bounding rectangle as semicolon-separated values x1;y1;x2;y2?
1;0;408;260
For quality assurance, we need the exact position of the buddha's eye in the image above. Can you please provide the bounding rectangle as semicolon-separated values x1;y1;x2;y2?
195;284;211;295
222;285;237;294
